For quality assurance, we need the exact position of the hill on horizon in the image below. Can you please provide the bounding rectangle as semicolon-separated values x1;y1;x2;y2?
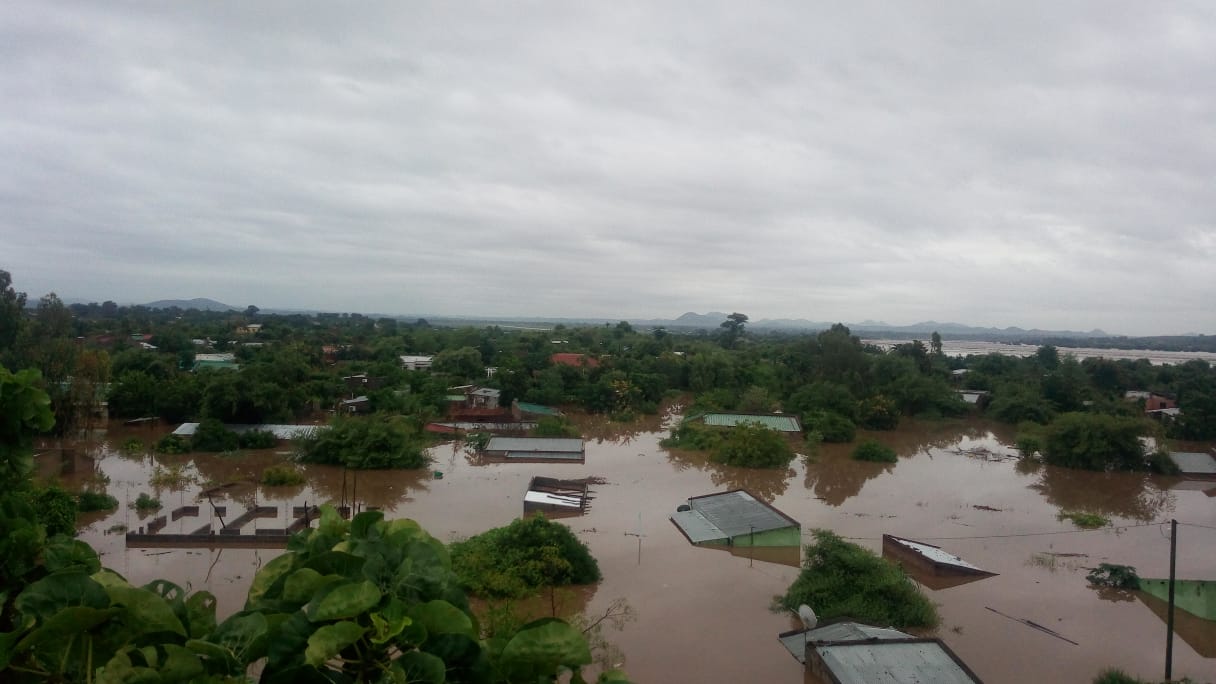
143;298;237;312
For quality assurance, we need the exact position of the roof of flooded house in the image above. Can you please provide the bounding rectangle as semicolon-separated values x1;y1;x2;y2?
523;490;583;508
700;413;802;432
470;387;501;397
885;536;985;572
673;490;799;542
485;437;584;460
1169;451;1216;475
340;396;369;405
172;423;323;440
516;401;563;416
779;621;982;683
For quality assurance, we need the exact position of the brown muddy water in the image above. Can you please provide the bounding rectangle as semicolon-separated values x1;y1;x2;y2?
37;411;1216;684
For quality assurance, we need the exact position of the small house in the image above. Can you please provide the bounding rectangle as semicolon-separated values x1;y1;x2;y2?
339;396;371;414
882;534;996;589
670;490;800;548
235;323;262;335
698;412;802;433
778;620;983;683
400;355;434;371
1168;451;1216;479
483;437;585;463
523;476;591;518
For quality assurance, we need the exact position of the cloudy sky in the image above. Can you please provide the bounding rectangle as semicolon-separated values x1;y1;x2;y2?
2;2;1213;335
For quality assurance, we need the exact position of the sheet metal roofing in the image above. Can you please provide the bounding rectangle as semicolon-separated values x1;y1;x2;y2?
887;536;985;572
700;413;802;432
173;423;323;440
670;509;729;545
1170;451;1216;475
485;437;584;453
779;623;910;663
516;402;563;416
815;640;981;684
686;490;798;538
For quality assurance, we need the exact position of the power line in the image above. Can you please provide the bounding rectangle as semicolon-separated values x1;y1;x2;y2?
1178;521;1216;532
825;520;1172;542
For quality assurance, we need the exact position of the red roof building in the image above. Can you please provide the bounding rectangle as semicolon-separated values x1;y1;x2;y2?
550;353;600;369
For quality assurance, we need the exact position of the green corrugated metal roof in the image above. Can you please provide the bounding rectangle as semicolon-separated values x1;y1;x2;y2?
194;360;239;371
516;402;562;416
444;394;467;402
701;413;802;432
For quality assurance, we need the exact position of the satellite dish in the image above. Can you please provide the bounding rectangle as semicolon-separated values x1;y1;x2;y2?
798;604;817;630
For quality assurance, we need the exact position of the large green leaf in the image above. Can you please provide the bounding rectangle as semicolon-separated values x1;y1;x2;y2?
304;580;381;623
368;597;411;646
500;618;592;673
351;510;385;540
15;571;110;621
104;583;187;639
43;536;101;574
0;614;34;669
184;590;217;639
303;620;365;667
302;550;367;578
209;610;271;665
283;568;343;606
409;599;475;639
13;605;115;654
246;552;297;609
396;650;446;684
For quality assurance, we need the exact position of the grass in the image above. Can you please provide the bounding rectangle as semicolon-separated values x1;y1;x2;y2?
260;465;307;487
1058;510;1110;529
149;463;195;489
778;529;939;629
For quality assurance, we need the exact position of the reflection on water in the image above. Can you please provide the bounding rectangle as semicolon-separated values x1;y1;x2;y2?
803;452;893;506
663;446;793;502
1137;591;1216;658
1030;467;1175;522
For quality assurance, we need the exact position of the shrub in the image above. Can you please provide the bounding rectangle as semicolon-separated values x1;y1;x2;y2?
465;431;492;451
804;410;856;443
1087;564;1141;590
780;529;938;629
238;429;278;449
711;423;796;469
857;395;900;430
154;433;189;454
24;487;77;537
191;418;239;452
451;515;602;598
297;416;431;469
132;492;162;511
1042;413;1156;472
260;465;306;487
851;439;897;463
120;438;145;454
1092;668;1146;684
659;420;723;451
76;491;119;512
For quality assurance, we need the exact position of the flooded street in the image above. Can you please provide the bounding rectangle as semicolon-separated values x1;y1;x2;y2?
44;411;1216;683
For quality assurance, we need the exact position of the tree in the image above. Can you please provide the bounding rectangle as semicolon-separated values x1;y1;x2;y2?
930;331;943;357
718;312;748;349
1042;413;1163;472
244;304;259;318
432;346;485;380
711;423;795;469
0;269;26;355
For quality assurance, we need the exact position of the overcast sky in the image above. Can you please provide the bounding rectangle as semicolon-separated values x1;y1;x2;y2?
2;2;1213;335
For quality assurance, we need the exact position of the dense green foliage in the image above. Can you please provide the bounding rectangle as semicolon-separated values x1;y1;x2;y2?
451;516;602;599
77;490;120;512
297;416;431;469
659;421;723;451
532;416;580;438
133;492;162;511
709;423;796;469
238;429;278;449
802;410;856;443
780;530;938;629
1042;413;1170;472
1086;563;1141;590
851;440;897;463
191;418;240;452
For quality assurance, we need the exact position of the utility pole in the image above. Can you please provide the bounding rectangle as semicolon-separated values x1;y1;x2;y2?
1165;519;1177;681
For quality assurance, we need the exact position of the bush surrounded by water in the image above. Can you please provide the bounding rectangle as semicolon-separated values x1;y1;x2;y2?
779;529;939;629
76;491;118;512
1043;412;1176;473
450;514;602;598
851;439;897;463
260;464;306;487
296;416;430;469
710;422;795;469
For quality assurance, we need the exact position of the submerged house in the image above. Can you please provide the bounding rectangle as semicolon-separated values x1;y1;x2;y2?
882;535;997;590
482;437;585;463
1168;451;1216;479
670;490;800;548
697;412;802;433
523;476;591;518
778;620;983;683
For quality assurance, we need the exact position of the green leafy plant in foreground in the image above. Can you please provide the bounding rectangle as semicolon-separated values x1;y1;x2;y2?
779;529;938;629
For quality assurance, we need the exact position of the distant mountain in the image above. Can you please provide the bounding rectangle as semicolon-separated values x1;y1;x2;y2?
144;298;237;312
643;312;1109;339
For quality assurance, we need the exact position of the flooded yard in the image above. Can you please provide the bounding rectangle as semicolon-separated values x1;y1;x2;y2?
42;410;1216;683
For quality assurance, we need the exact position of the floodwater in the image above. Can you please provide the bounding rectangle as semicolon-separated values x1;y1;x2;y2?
40;410;1216;684
864;338;1216;366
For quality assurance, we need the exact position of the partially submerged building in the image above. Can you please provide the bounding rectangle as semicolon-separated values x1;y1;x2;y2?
698;412;802;433
483;437;585;463
670;490;800;548
1168;451;1216;479
173;423;323;440
882;535;997;590
523;476;592;518
778;620;983;684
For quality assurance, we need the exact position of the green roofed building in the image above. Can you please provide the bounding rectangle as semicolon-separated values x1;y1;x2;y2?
700;412;802;432
670;490;801;548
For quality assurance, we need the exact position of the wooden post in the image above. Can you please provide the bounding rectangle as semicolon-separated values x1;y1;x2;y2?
1165;519;1177;680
